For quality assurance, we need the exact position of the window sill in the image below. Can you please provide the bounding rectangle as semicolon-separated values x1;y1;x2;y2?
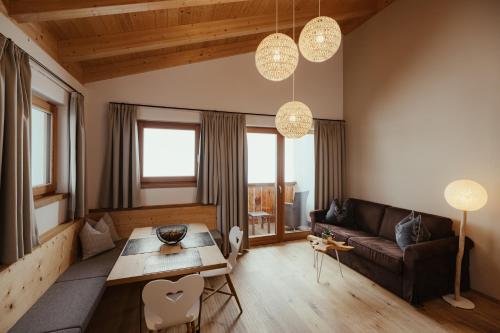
141;182;197;189
34;193;68;209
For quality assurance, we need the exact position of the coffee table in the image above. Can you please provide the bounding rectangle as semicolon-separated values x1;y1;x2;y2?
307;235;354;282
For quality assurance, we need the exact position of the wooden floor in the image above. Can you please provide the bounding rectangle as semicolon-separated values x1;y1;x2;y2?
88;241;500;333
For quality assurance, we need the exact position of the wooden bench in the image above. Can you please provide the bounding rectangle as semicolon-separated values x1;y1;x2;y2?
2;204;220;332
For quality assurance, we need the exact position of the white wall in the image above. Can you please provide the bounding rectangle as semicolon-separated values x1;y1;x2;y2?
344;0;500;300
85;48;343;209
1;13;87;234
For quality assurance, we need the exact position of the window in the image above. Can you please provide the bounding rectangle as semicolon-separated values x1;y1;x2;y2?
31;95;57;197
138;121;199;188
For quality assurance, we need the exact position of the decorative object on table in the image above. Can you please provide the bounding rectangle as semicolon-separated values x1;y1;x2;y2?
255;0;298;81
442;179;487;310
180;232;215;249
201;226;244;313
299;0;342;63
275;0;312;139
307;234;353;282
156;224;188;245
142;274;204;332
395;211;431;250
325;198;353;226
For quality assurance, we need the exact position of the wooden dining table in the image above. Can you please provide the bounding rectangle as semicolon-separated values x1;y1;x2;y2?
107;223;227;286
107;223;227;332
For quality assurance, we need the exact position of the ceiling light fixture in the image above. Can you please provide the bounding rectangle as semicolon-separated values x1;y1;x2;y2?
275;0;312;139
299;0;342;63
255;0;298;81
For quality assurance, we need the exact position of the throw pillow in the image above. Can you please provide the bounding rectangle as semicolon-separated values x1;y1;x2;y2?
395;213;432;250
412;216;431;243
325;199;353;226
102;213;121;242
395;211;416;250
79;221;115;260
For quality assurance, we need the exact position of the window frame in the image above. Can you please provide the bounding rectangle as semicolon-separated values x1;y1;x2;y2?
138;120;200;188
31;95;57;197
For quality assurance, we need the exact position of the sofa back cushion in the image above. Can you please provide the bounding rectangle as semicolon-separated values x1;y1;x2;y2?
350;199;388;235
379;206;454;241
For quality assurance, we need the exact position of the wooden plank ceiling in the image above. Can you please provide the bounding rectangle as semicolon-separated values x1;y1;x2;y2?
2;0;395;83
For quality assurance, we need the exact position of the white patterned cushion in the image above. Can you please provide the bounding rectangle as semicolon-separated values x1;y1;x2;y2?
79;221;115;260
102;213;121;242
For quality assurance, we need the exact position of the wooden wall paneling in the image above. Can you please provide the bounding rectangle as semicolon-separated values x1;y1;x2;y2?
88;204;217;238
0;220;82;332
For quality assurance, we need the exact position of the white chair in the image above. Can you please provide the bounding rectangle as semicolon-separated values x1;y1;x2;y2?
201;226;243;313
142;274;204;333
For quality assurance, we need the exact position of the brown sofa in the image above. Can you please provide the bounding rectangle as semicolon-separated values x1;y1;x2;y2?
310;198;474;304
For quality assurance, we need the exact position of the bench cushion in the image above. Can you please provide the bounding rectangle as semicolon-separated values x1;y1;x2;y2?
10;277;106;333
57;241;124;282
348;237;403;274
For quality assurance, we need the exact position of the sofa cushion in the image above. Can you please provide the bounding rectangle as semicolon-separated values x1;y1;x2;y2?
350;199;388;235
57;241;124;282
348;237;403;274
379;206;454;241
315;223;372;242
10;277;107;333
325;199;354;227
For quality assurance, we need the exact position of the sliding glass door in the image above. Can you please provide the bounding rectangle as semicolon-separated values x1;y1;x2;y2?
247;127;314;246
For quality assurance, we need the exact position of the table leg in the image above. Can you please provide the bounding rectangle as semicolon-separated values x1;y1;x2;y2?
267;216;270;234
197;294;202;332
335;249;344;278
251;216;255;235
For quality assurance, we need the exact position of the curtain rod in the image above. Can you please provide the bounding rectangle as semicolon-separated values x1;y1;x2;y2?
110;102;345;123
3;35;81;94
29;56;80;94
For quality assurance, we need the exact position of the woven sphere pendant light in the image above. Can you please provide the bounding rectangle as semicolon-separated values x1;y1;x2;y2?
255;33;299;81
299;16;341;62
275;101;313;138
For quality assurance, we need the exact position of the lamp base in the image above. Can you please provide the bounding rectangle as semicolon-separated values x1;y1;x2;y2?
442;294;475;309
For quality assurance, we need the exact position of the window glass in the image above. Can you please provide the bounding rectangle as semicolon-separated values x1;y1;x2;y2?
31;107;52;187
142;128;197;177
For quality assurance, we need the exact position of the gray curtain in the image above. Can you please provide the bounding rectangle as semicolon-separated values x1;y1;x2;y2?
0;35;38;264
99;103;139;209
67;92;86;219
197;112;248;255
314;120;346;210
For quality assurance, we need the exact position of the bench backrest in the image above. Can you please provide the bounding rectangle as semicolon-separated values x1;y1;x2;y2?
0;220;82;332
87;204;217;238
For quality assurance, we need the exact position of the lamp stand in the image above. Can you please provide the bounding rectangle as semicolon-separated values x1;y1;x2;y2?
442;210;475;309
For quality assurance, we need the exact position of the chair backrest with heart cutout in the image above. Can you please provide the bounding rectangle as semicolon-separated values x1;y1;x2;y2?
142;274;204;328
227;226;244;271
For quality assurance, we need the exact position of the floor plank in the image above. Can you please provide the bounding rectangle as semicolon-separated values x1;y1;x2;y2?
88;241;500;333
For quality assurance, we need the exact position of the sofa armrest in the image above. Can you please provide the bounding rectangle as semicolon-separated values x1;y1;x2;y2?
404;236;474;263
309;209;327;223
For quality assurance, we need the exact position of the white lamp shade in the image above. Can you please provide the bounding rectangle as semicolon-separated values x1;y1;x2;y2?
444;179;488;212
299;16;342;63
275;101;313;139
255;33;299;81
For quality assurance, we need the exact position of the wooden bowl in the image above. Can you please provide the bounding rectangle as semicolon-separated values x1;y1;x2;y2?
156;224;188;245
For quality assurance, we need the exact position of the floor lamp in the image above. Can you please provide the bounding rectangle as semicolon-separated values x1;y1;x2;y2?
443;179;488;310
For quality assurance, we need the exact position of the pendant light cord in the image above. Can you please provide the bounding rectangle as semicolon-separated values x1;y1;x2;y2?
319;0;321;16
292;0;295;101
275;0;278;33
